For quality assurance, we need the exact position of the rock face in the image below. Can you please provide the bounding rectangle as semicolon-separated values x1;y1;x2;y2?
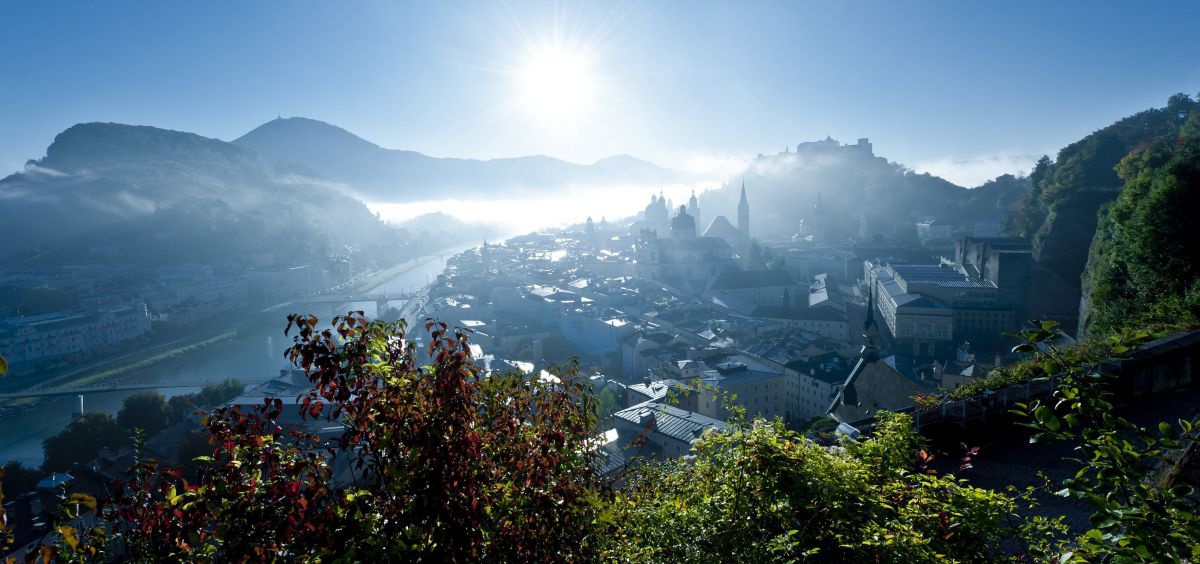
1034;204;1104;284
0;122;393;264
233;117;695;201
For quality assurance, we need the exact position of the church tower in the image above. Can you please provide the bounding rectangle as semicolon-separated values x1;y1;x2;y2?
687;190;700;224
737;181;750;239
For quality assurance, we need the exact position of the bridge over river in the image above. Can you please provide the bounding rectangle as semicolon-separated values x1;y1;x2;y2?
0;380;226;400
261;292;418;314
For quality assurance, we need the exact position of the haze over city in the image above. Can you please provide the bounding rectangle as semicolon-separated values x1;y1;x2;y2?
1;2;1199;561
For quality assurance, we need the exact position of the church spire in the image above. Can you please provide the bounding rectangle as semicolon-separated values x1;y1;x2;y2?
737;179;750;239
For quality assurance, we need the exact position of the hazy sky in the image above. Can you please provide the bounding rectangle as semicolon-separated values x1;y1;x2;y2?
2;1;1199;186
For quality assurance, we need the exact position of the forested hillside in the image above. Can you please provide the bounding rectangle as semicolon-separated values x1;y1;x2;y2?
1005;94;1198;336
1080;106;1200;334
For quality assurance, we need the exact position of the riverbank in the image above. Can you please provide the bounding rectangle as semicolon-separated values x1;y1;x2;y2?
3;252;448;401
0;250;462;466
353;254;445;293
0;325;240;413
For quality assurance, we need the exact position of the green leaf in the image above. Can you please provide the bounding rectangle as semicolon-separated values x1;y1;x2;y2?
0;353;7;376
1034;406;1061;432
1158;421;1173;437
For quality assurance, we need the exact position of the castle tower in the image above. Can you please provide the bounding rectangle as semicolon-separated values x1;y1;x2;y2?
737;180;750;239
687;190;700;224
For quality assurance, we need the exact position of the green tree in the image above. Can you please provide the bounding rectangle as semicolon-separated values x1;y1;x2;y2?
594;385;620;418
167;393;199;424
117;391;172;435
1;460;42;497
1082;108;1200;334
42;412;127;473
196;378;243;407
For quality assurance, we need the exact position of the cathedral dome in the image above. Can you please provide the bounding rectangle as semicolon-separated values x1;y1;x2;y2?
671;206;695;230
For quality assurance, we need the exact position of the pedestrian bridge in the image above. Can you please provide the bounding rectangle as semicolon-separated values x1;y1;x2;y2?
262;292;417;314
0;380;226;400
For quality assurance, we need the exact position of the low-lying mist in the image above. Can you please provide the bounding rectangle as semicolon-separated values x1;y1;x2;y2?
366;181;720;233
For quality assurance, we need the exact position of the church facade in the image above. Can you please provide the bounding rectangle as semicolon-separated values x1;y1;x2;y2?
635;206;735;290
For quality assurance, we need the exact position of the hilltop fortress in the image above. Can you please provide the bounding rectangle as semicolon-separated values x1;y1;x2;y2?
756;136;880;161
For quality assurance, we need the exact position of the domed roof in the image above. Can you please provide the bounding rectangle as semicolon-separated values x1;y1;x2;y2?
671;206;695;230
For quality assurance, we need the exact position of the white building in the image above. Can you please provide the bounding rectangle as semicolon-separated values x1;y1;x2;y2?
0;304;152;368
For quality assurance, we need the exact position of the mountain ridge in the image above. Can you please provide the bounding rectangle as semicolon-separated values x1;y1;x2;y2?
0;122;396;265
232;117;698;200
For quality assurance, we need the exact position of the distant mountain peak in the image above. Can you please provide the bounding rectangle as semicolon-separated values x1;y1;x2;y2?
235;116;381;153
38;122;252;172
232;118;694;200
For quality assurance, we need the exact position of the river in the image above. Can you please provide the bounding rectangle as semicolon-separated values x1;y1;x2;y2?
0;253;455;468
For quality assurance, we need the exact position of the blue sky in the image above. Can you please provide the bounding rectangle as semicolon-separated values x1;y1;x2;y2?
2;0;1198;186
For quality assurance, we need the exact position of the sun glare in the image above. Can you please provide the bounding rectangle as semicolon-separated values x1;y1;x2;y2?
515;46;597;124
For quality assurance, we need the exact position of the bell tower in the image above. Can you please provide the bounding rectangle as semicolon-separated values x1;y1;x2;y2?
737;180;750;239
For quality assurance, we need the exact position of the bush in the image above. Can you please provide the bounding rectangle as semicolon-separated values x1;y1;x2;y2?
600;413;1064;561
107;314;604;561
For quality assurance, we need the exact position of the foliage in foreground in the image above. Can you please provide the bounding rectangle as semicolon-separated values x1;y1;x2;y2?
2;316;1198;562
1011;322;1200;562
109;314;604;562
601;412;1066;562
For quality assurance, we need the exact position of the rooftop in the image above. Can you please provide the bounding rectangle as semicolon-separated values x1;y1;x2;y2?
613;400;729;443
709;269;795;291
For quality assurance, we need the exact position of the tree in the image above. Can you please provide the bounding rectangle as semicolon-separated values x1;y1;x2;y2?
167;393;199;424
117;391;171;435
42;412;126;473
594;386;620;419
196;378;244;407
1;460;42;497
1082;108;1200;334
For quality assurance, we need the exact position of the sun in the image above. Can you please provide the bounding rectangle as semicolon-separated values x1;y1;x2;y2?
514;46;597;125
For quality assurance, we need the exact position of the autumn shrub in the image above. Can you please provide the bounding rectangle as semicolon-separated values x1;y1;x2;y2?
105;313;605;561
